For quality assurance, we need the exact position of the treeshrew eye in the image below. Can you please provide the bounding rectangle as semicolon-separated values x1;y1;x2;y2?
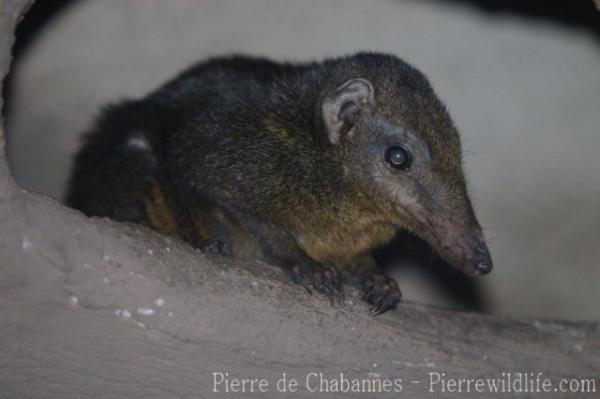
385;144;412;170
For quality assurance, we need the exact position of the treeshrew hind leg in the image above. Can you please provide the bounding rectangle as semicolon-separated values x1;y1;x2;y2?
288;259;344;303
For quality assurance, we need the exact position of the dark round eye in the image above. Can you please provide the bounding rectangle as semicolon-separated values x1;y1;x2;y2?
385;145;412;170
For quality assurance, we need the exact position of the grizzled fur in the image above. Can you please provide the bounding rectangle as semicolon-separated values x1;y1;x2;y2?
67;53;492;314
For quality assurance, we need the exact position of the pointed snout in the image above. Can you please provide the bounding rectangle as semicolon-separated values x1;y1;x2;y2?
416;214;493;278
400;201;493;277
461;239;493;277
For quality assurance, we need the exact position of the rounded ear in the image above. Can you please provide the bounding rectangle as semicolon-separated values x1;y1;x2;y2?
321;78;375;145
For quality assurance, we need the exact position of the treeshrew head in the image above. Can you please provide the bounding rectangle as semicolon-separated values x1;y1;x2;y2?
321;53;493;277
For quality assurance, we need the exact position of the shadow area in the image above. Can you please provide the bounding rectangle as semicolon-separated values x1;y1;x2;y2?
374;231;489;312
424;0;600;41
2;0;79;118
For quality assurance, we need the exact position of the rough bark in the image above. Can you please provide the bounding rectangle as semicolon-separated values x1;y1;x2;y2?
0;1;598;398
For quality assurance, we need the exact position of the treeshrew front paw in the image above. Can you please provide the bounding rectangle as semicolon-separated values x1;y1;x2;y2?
361;273;402;315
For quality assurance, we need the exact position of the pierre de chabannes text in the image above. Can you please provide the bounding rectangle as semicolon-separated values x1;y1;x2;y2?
211;371;597;394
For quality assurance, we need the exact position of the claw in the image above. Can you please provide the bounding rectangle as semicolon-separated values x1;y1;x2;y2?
336;284;345;303
372;307;387;316
369;297;383;315
292;266;313;295
287;261;344;303
301;282;313;295
361;273;402;315
371;299;394;316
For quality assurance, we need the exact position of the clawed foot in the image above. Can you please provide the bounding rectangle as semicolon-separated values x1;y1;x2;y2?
361;273;402;315
198;239;232;256
289;261;344;303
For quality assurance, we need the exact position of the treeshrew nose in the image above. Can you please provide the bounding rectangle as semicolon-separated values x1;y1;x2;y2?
473;240;493;276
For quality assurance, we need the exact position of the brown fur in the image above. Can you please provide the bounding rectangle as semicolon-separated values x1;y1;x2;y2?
67;53;492;314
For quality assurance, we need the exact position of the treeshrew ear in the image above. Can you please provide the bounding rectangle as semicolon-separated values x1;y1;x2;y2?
322;78;375;145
